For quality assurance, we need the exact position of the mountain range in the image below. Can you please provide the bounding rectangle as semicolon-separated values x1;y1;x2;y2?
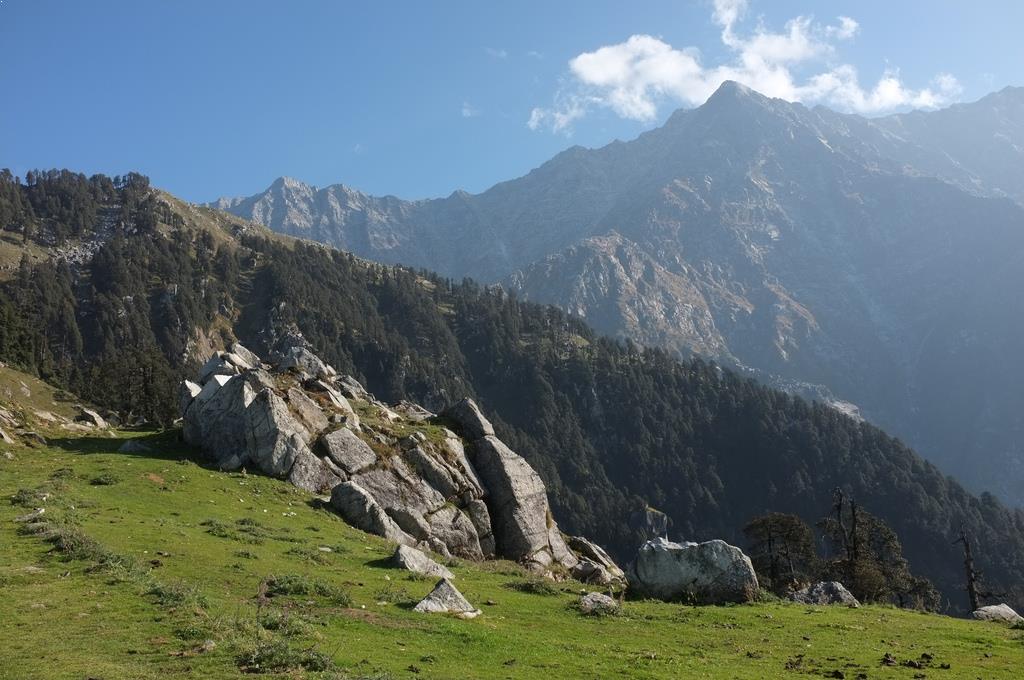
214;82;1024;505
5;168;1024;611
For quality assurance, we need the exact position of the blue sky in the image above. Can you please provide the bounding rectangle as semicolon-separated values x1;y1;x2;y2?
2;0;1021;202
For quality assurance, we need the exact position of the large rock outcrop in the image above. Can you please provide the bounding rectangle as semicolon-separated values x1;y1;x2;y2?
180;344;617;577
629;537;759;604
442;398;578;572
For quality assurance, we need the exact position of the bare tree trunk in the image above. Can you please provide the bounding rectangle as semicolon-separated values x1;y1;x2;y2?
955;527;981;611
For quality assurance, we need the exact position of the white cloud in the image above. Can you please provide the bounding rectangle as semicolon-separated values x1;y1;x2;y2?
826;16;859;40
529;0;960;132
526;50;544;59
485;47;509;59
461;101;481;118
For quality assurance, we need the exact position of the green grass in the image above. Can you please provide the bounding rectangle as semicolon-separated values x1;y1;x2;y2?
2;429;1023;679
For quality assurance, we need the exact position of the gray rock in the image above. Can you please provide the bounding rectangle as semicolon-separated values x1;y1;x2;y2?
354;458;446;519
579;592;619;616
337;375;368;400
180;380;201;415
329;481;415;546
442;398;495;440
0;427;14;445
198;353;244;383
276;346;336;380
229;342;261;368
629;537;759;604
972;603;1024;624
288;449;344;494
184;375;255;464
393;400;435;422
572;559;615;586
319;428;377;475
413;578;480;618
440;434;485;496
789;581;860;607
14;507;45;523
404;445;460;499
287;387;330;438
243;389;311;477
546;524;578;570
386;507;431;540
311;380;360;427
469;435;574;569
76;408;107;429
390;544;454;579
190;374;235;415
425;504;484;560
465;499;496;558
221;351;253;371
320;455;348;482
244;368;278;392
0;406;17;427
567;535;625;583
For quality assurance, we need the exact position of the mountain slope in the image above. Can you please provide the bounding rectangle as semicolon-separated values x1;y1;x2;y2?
214;83;1024;506
3;170;1024;612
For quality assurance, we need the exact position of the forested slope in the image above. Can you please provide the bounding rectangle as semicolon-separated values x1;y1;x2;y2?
2;169;1022;612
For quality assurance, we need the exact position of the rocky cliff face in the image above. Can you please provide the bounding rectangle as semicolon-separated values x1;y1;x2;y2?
180;339;621;581
214;83;1024;505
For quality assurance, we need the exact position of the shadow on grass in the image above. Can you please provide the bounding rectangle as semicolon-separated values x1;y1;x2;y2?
46;429;201;463
365;557;394;570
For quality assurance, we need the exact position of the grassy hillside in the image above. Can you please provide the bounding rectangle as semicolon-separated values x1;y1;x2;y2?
2;416;1022;679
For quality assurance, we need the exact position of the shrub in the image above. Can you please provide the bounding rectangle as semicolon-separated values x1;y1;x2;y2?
284;547;329;565
174;623;210;641
263;574;351;606
45;524;108;562
146;579;209;609
258;610;311;637
504;578;559;596
200;518;235;539
89;473;119;486
10;488;45;507
372;582;411;604
236;639;333;673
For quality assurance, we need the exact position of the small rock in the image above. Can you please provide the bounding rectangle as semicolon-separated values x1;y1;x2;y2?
390;544;454;580
76;407;108;429
413;578;480;618
13;508;45;523
789;581;860;607
579;592;619;616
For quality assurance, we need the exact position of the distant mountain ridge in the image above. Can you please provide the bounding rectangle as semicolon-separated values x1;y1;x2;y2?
213;82;1024;505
